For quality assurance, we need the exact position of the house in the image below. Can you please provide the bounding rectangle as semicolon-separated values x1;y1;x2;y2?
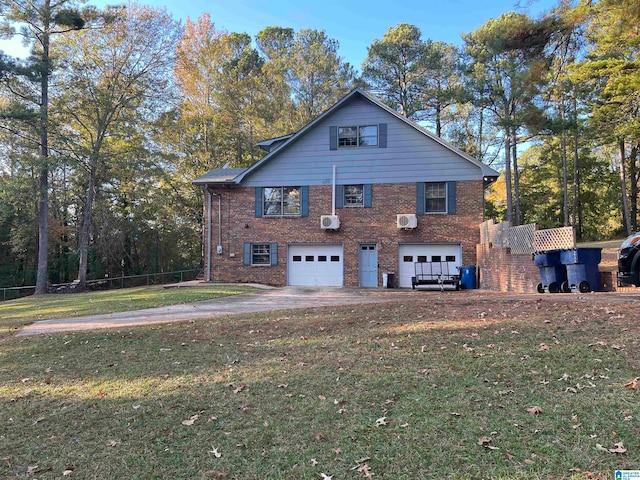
193;88;499;288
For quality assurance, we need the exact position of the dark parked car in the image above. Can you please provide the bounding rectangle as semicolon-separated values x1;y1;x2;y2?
618;233;640;286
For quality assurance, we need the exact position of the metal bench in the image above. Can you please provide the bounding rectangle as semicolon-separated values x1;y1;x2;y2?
411;261;460;291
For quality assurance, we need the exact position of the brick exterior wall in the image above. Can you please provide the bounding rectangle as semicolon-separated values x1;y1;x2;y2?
476;244;539;293
204;181;484;287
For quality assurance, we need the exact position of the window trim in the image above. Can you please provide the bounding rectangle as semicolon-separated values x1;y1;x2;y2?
263;186;302;217
337;124;378;148
425;182;448;214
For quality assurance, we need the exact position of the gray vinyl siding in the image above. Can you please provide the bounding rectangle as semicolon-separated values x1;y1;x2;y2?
242;97;483;187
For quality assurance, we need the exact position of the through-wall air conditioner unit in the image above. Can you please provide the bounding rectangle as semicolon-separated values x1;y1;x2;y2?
321;215;340;230
397;213;417;229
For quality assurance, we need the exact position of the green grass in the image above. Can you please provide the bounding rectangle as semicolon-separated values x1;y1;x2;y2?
0;285;257;336
1;294;639;479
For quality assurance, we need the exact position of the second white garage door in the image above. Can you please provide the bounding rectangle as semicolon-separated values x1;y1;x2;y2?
398;243;462;288
288;244;344;286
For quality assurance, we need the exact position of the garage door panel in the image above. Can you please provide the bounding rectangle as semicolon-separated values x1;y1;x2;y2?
398;244;462;288
288;245;343;286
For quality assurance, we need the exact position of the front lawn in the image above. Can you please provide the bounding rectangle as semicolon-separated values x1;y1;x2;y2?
0;285;257;337
0;293;638;479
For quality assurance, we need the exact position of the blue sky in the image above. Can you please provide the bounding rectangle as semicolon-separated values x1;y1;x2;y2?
1;0;560;71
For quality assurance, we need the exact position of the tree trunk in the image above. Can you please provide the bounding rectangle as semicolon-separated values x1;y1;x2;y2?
435;101;442;137
571;98;579;230
511;126;521;226
561;96;569;226
77;162;97;289
572;130;580;232
35;11;51;295
504;129;513;224
629;144;638;231
619;140;632;235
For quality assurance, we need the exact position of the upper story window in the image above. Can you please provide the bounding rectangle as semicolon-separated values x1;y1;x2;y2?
425;182;447;213
338;125;378;147
264;187;301;216
344;185;364;207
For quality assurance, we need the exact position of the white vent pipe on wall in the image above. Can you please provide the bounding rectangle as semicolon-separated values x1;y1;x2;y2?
332;165;336;216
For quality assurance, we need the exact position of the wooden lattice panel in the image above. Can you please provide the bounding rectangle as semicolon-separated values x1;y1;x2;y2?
534;226;576;251
509;223;536;254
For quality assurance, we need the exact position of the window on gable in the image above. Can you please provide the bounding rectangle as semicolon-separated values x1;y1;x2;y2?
344;185;363;207
338;125;378;147
252;244;271;265
264;187;301;216
425;182;447;213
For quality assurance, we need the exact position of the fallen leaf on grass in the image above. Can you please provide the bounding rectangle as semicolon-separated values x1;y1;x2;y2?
526;406;543;416
311;458;319;466
204;471;228;478
538;344;549;351
524;459;535;465
233;384;248;394
107;440;121;447
26;465;52;475
477;436;493;446
332;448;342;455
357;463;375;478
320;474;333;480
624;378;638;390
375;417;388;427
182;414;200;426
62;468;74;475
609;442;627;454
208;447;221;458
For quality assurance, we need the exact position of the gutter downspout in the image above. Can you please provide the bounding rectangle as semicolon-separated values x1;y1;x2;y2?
206;188;212;282
217;193;222;253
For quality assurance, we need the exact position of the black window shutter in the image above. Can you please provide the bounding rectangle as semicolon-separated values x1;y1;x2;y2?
301;186;309;217
364;184;372;208
416;182;425;215
335;185;344;209
378;123;387;148
255;187;263;217
270;243;278;266
243;243;251;266
329;126;338;150
447;181;456;214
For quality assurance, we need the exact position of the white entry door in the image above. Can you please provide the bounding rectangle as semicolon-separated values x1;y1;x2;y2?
398;244;462;288
288;244;344;286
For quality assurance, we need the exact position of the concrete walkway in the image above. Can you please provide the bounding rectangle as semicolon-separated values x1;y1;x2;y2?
18;286;416;336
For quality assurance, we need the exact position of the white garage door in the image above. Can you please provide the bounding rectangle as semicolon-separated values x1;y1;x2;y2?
398;244;462;288
288;244;344;286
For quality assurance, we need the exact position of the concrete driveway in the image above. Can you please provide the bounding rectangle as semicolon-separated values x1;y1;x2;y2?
18;286;416;336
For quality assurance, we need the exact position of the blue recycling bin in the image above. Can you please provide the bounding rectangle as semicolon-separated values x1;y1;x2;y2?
460;266;476;289
560;248;602;293
534;249;567;293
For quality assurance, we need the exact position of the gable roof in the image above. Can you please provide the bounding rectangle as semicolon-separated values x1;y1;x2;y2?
193;88;499;187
